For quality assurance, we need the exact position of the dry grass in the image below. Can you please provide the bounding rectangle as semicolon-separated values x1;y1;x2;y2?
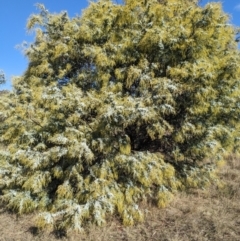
0;155;240;241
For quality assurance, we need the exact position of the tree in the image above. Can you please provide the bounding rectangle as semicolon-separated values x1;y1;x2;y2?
0;0;240;232
0;70;5;85
0;70;7;123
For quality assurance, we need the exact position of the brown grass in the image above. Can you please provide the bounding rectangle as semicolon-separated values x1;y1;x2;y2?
0;155;240;241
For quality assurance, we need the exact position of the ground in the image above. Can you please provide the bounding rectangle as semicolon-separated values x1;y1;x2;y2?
0;155;240;241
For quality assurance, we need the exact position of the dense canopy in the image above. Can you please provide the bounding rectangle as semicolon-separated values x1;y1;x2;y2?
0;0;240;232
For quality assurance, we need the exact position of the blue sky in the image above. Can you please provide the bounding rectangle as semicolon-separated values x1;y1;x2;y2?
1;0;240;90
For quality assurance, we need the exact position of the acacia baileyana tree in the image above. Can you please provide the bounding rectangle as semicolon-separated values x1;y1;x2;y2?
0;0;240;232
0;70;5;85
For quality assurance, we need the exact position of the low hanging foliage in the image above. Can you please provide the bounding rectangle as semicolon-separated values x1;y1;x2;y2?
0;0;240;232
